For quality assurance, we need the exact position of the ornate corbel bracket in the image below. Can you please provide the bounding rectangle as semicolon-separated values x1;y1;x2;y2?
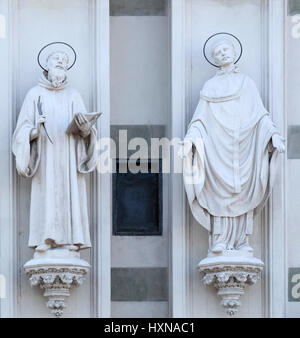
198;253;264;316
24;248;90;317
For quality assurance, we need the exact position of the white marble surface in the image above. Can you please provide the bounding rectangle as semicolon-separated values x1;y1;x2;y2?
110;16;169;125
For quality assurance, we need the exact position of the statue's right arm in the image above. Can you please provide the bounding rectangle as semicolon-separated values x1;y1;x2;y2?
12;90;42;177
30;115;46;141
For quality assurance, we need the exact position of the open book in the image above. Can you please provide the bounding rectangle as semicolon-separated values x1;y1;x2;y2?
66;112;102;135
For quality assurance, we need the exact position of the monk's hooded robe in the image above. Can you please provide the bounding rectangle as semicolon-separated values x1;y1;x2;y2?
183;66;280;249
12;74;97;249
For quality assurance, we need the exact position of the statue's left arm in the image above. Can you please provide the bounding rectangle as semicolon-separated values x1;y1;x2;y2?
247;77;285;153
72;92;98;174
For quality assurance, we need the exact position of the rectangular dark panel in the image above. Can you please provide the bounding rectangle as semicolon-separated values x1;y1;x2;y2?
110;0;167;16
288;125;300;159
111;268;168;301
113;160;162;236
110;124;166;159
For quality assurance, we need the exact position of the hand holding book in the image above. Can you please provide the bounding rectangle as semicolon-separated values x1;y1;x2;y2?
66;112;102;137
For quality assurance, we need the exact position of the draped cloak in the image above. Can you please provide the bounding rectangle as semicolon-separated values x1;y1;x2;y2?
12;76;97;249
183;68;280;234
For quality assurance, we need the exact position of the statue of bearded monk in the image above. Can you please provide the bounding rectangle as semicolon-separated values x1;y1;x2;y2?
182;39;285;254
12;50;97;252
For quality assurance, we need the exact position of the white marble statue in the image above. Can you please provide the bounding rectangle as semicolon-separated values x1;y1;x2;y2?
12;50;97;252
182;38;285;254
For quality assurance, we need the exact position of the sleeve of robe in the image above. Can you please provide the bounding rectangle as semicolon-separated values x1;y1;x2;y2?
72;91;98;174
181;99;211;231
247;78;282;217
12;90;41;178
245;77;282;217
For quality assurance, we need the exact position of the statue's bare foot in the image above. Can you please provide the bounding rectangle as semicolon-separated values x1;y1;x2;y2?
67;245;79;251
211;243;226;253
35;244;51;252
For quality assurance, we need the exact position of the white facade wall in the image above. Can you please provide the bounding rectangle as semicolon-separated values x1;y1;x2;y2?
0;0;299;318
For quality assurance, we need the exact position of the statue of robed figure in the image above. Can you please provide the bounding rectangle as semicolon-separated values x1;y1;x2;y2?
182;33;285;254
12;42;99;252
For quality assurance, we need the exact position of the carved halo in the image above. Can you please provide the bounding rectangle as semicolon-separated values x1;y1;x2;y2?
37;42;77;72
203;32;243;68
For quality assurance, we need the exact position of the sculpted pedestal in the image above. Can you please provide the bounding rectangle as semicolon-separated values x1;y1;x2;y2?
198;251;263;316
24;248;90;317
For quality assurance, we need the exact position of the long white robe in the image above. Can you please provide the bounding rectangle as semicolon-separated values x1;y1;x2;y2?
183;68;280;238
12;76;97;249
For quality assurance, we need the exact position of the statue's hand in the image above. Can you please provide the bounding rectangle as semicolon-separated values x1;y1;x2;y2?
272;134;285;153
75;113;92;138
30;115;46;141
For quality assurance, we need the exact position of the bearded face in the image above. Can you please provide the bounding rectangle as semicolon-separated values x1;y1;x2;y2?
212;42;236;67
46;52;69;88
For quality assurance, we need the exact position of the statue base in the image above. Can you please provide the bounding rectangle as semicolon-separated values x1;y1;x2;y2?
24;247;90;317
197;251;264;316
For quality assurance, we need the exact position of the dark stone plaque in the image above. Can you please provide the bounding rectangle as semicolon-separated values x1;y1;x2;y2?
288;125;300;159
289;0;300;15
111;268;168;301
110;0;167;16
113;160;162;236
